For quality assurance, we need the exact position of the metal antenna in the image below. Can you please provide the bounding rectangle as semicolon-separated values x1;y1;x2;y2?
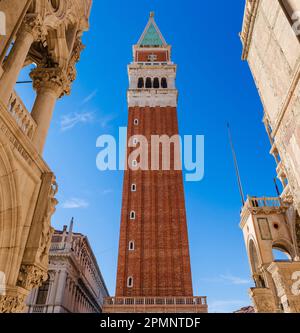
227;123;245;206
16;81;32;84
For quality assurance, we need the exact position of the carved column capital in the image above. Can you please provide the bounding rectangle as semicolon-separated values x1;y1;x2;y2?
17;264;48;291
19;14;47;42
66;38;85;83
30;67;71;98
0;294;26;313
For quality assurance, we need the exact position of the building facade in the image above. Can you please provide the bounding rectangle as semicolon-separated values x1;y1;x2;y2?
240;0;300;312
0;0;92;312
103;13;207;313
26;220;109;313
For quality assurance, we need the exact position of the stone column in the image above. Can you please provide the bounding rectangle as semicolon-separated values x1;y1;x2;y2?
0;14;45;105
30;67;70;154
249;287;278;313
54;269;67;313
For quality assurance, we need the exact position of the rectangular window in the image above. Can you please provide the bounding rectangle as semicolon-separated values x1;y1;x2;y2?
36;281;50;305
131;184;136;192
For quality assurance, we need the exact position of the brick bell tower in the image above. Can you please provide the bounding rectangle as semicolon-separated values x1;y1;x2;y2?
103;12;207;313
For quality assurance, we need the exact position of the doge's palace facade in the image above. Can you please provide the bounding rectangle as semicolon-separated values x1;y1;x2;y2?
0;0;92;312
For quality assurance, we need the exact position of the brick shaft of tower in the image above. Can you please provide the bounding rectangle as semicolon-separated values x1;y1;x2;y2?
115;13;193;297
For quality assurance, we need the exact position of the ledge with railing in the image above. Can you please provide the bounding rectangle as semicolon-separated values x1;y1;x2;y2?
241;196;289;225
247;196;282;209
103;296;208;313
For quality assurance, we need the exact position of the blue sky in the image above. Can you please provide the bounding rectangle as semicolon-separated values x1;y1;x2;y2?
16;0;279;313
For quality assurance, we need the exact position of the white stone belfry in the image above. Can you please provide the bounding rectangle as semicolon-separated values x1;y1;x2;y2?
127;13;178;108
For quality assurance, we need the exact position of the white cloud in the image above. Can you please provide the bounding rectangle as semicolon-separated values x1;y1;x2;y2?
219;274;251;285
82;89;98;105
101;189;113;195
61;198;89;209
60;111;94;131
209;300;247;313
201;274;251;286
99;113;118;129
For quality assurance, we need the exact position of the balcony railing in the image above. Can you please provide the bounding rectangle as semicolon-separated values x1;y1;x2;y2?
7;91;37;140
104;296;207;306
31;305;46;313
247;196;282;208
50;243;66;251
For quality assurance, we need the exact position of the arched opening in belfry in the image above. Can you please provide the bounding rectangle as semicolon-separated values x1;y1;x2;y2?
137;77;144;88
145;77;152;89
153;77;160;89
272;243;292;262
161;77;168;88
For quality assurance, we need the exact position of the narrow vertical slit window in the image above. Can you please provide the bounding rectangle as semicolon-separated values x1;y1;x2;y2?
129;241;135;251
127;276;133;288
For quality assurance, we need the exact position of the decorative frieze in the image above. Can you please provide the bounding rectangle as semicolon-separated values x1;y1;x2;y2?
127;89;178;107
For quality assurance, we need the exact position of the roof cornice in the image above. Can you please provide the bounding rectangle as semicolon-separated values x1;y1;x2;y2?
240;0;260;60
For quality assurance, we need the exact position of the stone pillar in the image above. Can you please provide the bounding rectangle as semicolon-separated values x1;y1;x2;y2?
0;14;45;105
268;262;300;313
54;270;67;312
249;288;278;313
30;67;70;154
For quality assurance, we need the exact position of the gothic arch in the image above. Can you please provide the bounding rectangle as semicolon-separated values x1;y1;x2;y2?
0;142;21;285
272;238;294;260
247;238;261;274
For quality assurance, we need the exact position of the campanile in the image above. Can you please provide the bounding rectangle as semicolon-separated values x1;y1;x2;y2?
103;12;207;313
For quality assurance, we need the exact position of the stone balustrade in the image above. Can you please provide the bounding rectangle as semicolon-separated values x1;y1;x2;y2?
104;296;207;305
7;91;37;140
247;196;282;208
103;296;208;313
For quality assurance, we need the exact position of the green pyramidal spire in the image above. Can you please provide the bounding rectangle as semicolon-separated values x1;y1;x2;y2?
138;12;167;47
140;23;164;47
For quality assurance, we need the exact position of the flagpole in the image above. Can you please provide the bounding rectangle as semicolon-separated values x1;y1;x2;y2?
227;123;245;206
